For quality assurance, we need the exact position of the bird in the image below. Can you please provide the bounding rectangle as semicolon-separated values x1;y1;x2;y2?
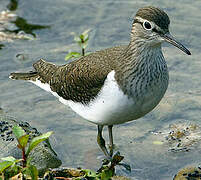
9;6;191;159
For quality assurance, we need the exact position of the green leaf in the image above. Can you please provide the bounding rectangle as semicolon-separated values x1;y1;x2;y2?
18;134;29;149
74;37;81;43
100;169;113;180
83;36;89;42
72;33;81;42
0;161;14;173
1;157;22;167
73;29;91;43
26;131;53;157
1;156;16;162
65;52;81;61
23;165;38;180
13;125;26;139
82;169;96;177
79;34;84;41
26;157;33;166
82;29;91;37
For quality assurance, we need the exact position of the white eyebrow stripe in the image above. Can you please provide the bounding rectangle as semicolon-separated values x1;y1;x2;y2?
135;16;153;23
135;16;145;22
135;16;155;27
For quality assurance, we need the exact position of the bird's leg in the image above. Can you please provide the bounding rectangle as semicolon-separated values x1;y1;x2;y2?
97;125;130;173
108;125;114;157
97;125;110;158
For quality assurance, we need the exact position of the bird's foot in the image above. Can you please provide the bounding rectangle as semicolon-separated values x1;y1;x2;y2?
98;151;131;173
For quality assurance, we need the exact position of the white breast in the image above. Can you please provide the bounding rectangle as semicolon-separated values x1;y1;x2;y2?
61;70;160;125
30;70;166;125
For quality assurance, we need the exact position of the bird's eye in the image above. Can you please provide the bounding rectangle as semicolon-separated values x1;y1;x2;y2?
143;21;152;30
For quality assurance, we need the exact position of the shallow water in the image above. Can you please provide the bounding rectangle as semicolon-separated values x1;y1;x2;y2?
0;0;201;179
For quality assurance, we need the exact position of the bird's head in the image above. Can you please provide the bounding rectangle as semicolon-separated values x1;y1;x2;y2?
131;6;191;55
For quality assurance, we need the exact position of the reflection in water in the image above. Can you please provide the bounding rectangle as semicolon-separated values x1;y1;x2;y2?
0;0;49;48
7;0;18;11
0;44;4;49
11;17;50;37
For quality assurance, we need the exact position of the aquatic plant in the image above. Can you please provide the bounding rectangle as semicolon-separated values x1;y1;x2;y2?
65;29;91;61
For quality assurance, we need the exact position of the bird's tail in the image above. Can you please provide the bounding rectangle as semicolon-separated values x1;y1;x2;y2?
9;71;39;81
9;59;58;82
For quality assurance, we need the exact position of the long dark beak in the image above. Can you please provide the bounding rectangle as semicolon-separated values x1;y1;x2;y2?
162;33;191;55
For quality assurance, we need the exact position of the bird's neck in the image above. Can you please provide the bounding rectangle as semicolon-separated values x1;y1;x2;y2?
115;38;168;96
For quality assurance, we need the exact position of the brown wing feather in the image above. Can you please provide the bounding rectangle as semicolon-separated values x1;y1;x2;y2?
33;46;127;104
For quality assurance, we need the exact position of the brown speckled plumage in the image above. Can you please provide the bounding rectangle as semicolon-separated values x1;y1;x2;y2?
42;46;126;104
11;46;126;104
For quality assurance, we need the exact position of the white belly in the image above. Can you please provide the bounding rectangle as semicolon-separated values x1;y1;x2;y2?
30;70;167;125
60;71;166;125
